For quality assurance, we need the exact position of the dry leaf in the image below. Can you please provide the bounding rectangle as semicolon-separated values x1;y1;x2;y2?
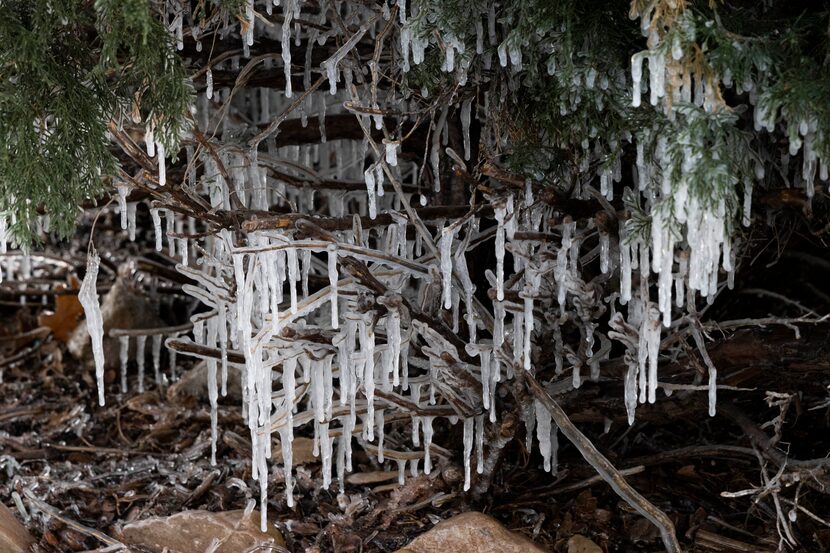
38;275;83;342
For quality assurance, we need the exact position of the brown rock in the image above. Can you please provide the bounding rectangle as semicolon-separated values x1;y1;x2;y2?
68;275;165;370
568;535;603;553
0;502;35;553
395;511;547;553
167;361;243;402
121;510;284;553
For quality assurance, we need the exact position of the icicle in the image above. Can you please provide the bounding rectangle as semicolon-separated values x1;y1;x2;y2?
206;68;214;99
375;162;385;197
636;303;661;404
493;300;505;352
624;359;638;425
376;410;385;462
322;23;370;95
151;208;163;251
456;247;476;344
287;246;299;313
599;230;610;274
386;307;401;387
218;303;228;396
513;310;524;372
621;231;635;299
463;417;473;490
79;250;106;406
365;166;377;219
675;251;688;308
169;348;177;381
460;98;472;160
278;425;294;508
422;416;434;474
522;267;542;372
152;334;162;385
360;319;376;440
119;336;129;393
282;0;294;98
327;245;339;328
494;200;507;301
385;141;399;166
535;400;553;472
207;324;219;466
135;335;147;394
474;414;485;474
631;53;644;107
166;211;176;257
283;358;297;441
127;203;137;242
115;183;130;231
397;459;406;484
0;216;6;255
145;124;155;157
157;142;166;187
440;225;454;309
321;423;333;489
301;249;311;299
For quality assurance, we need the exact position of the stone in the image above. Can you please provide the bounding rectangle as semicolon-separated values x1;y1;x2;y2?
120;509;284;553
68;274;165;370
0;502;35;553
567;535;603;553
395;511;548;553
167;361;243;402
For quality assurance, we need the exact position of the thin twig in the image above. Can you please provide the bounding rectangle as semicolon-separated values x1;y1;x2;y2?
23;489;126;548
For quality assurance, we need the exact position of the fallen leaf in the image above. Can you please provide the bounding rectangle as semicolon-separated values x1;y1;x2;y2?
38;275;83;342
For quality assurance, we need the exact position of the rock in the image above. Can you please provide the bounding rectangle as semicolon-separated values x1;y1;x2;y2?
167;361;243;402
395;511;547;553
68;275;165;370
568;535;603;553
120;509;284;553
0;502;35;553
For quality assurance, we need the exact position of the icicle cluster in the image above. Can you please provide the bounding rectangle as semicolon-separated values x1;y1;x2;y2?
72;0;822;532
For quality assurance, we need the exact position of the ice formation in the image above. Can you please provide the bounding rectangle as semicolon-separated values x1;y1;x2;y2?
78;249;106;406
71;0;808;533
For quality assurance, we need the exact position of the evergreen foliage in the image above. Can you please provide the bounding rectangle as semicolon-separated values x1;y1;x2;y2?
0;0;191;243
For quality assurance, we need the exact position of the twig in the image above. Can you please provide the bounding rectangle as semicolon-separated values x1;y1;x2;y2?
472;413;519;495
779;497;830;528
242;204;482;232
540;466;646;497
624;445;757;467
719;403;830;473
108;321;194;338
23;489;126;548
